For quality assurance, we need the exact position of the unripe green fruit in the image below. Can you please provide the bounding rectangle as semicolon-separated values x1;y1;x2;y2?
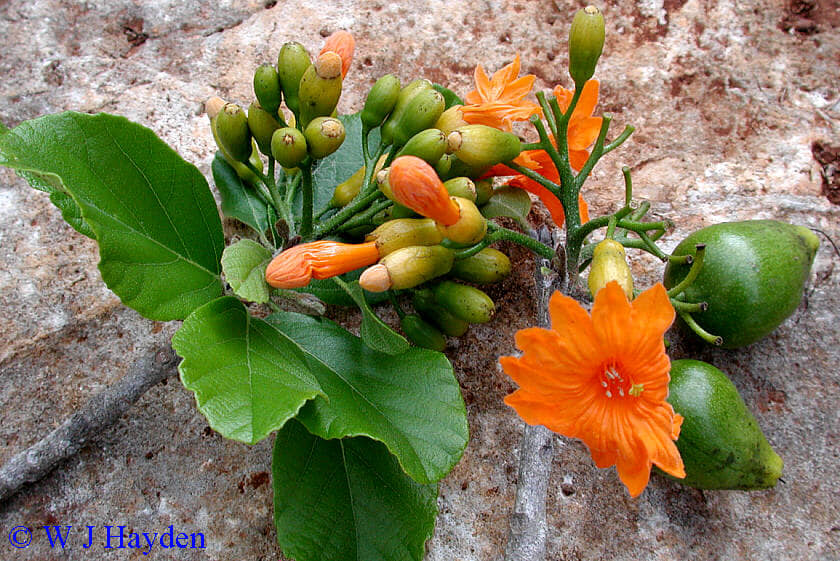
253;63;282;115
665;359;783;490
412;289;469;337
400;314;447;351
211;115;263;184
380;79;434;146
396;128;448;164
271;127;308;168
446;125;521;169
277;42;311;114
663;220;819;348
451;248;511;284
361;74;401;130
442;177;477;202
298;53;343;128
433;281;495;324
304;116;345;159
216;103;252;162
569;5;606;86
247;102;281;156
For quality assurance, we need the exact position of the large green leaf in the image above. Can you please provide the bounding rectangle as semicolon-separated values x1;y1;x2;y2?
172;297;322;444
212;152;271;234
480;186;532;228
335;278;409;355
310;112;380;214
268;312;468;484
273;421;438;561
0;112;225;320
221;239;272;304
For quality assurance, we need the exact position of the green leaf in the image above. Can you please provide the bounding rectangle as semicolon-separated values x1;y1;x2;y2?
296;268;389;307
480;186;532;228
273;421;438;561
432;83;464;109
268;311;468;484
334;277;409;355
0;121;9;134
309;112;380;214
212;152;271;234
172;297;322;445
0;112;225;321
221;239;273;304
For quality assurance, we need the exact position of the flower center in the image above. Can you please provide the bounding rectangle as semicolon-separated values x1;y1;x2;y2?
599;363;641;399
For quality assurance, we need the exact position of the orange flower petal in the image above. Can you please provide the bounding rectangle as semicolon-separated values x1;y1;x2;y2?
463;54;541;130
320;30;355;78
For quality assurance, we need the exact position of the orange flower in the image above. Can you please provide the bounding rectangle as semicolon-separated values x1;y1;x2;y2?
320;30;355;79
265;240;379;289
389;156;460;226
462;54;542;131
501;282;685;497
554;79;602;169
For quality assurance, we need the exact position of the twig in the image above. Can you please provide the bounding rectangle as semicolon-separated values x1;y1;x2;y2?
504;227;558;561
0;346;179;503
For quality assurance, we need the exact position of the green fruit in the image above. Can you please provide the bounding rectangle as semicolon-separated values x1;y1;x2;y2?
380;79;433;146
253;63;282;115
247;102;281;156
277;42;311;114
446;125;521;169
412;289;469;337
361;74;401;130
663;220;819;348
666;359;783;490
396;128;448;164
216;103;252;162
433;280;494;324
451;248;511;284
304;116;345;159
568;6;605;86
442;177;477;202
271;127;307;168
400;314;447;351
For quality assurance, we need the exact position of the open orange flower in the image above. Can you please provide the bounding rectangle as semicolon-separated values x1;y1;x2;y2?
462;54;542;131
320;30;355;79
501;281;685;497
265;240;379;289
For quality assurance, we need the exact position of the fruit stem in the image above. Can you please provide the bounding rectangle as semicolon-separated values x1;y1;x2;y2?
677;309;723;346
666;244;706;298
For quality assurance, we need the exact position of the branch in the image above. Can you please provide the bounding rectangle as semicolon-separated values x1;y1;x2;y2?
0;346;179;503
504;227;558;561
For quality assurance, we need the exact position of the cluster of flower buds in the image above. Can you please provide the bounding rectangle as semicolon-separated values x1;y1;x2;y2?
207;31;355;176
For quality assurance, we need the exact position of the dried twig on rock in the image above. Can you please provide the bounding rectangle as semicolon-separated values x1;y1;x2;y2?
0;346;178;503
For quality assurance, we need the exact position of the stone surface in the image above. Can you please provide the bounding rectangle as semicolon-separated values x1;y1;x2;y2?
1;0;839;559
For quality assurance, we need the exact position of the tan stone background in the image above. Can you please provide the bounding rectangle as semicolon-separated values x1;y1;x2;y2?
1;0;839;559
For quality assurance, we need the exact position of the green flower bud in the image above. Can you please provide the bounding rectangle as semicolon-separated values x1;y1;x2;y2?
435;153;453;178
400;314;447;351
588;238;634;300
247;102;281;156
359;245;454;292
380;79;434;146
298;52;343;128
361;74;401;130
412;288;469;337
366;218;443;256
277;42;311;114
568;5;605;86
216;103;252;162
304;116;345;159
253;63;282;115
433;280;495;324
437;197;487;245
271;127;307;168
386;203;417;220
446;125;521;169
442;177;477;202
396;128;448;164
451;248;511;284
436;154;491;181
387;88;446;148
329;155;388;208
211;114;263;184
474;178;494;206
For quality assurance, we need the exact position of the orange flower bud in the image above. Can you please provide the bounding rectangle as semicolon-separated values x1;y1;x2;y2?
320;30;355;79
389;156;461;226
265;240;379;289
